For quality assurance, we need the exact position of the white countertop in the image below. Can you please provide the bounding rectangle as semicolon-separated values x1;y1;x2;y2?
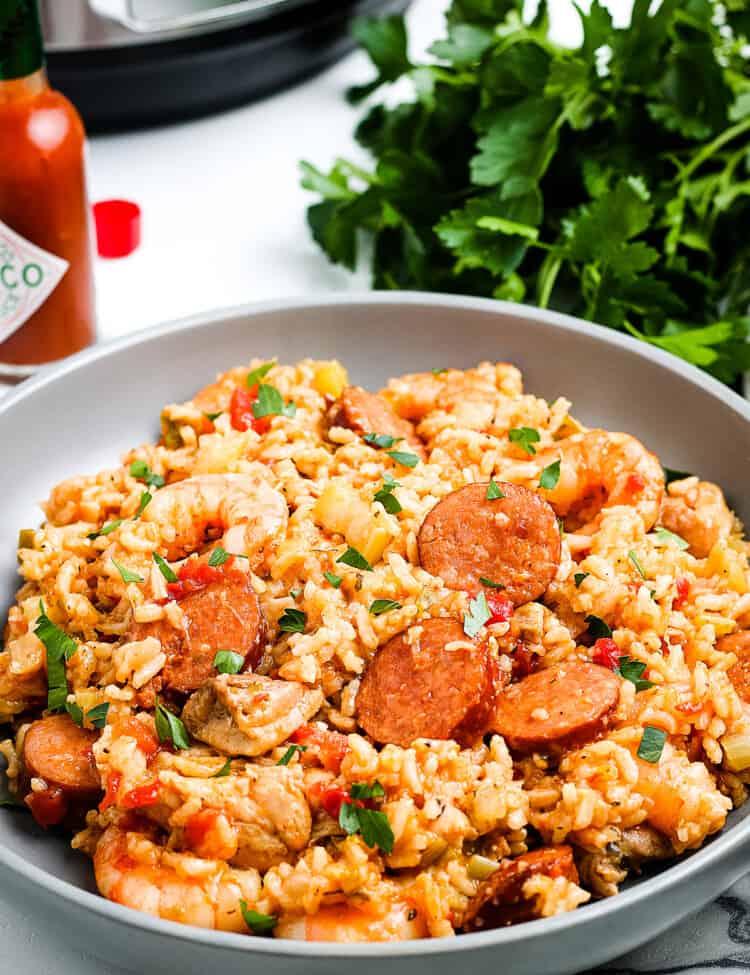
8;1;737;972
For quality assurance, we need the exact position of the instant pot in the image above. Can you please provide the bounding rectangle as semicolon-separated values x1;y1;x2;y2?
41;0;410;131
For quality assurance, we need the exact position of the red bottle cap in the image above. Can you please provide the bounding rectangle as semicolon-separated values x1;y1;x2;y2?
93;199;141;258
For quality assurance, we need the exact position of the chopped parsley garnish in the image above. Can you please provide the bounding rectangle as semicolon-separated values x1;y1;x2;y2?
240;900;278;935
508;427;540;456
87;519;122;540
664;467;692;485
431;367;447;375
246;360;276;387
134;491;152;519
585;614;612;640
207;545;244;567
204;411;222;422
486;478;505;500
617;656;654;692
539;459;561;490
386;449;419;468
628;550;647;580
323;571;342;588
154;700;190;750
479;576;505;590
277;744;307;766
337;546;373;571
369;599;402;615
213;758;232;777
129;460;165;489
65;700;83;726
86;703;110;729
112;559;144;584
338;781;394;854
464;591;491;638
289;587;303;599
374;475;402;514
213;650;245;675
153;551;178;583
279;608;307;633
363;432;402;448
653;526;689;550
252;383;296;419
573;572;589;588
637;725;667;764
34;601;77;712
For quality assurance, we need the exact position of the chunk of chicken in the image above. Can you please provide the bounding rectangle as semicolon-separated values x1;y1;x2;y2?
660;479;735;558
182;674;323;757
618;825;673;869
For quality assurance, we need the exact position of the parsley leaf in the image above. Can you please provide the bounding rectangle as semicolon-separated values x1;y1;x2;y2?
486;478;505;500
129;460;165;489
508;427;540;455
539;459;561;490
213;650;244;675
86;703;110;729
246;361;276;387
637;725;667;764
240;900;278;935
585;614;612;639
369;599;402;615
87;519;122;540
386;449;419;468
337;546;373;571
112;559;144;584
664;467;692;485
277;744;307;766
34;602;76;712
279;608;307;634
652;526;690;550
154;701;190;750
364;432;402;448
65;700;83;726
337;780;394;853
208;546;231;567
347;15;412;103
323;571;343;588
374;476;402;514
252;383;296;420
628;550;647;580
204;411;222;422
617;655;654;692
152;552;178;583
464;591;491;638
134;491;152;519
213;758;232;777
479;576;505;590
574;572;589;588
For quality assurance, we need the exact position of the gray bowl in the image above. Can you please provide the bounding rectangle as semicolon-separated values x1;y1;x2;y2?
2;293;750;975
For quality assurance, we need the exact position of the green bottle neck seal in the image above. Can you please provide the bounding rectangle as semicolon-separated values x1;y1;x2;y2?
0;0;45;82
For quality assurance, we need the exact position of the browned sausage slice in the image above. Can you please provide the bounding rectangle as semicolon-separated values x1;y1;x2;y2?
461;846;579;930
490;662;620;753
356;618;500;747
23;714;100;795
131;569;265;698
330;386;425;458
418;482;561;605
719;631;750;703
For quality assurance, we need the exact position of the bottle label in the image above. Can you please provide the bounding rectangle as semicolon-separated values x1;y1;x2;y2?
0;219;69;346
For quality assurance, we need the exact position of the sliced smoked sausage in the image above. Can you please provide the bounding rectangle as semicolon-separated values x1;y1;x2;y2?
356;618;499;747
461;846;579;930
719;631;750;703
131;569;265;697
491;662;620;753
418;482;560;606
330;385;425;457
23;714;100;794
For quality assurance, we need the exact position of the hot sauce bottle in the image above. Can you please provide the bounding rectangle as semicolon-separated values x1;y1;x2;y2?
0;0;95;383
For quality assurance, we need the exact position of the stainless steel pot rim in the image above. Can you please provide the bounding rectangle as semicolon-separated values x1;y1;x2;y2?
2;290;749;957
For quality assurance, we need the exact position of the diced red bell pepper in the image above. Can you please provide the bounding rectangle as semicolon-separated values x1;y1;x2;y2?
120;780;160;809
512;642;537;678
674;576;689;609
487;592;514;625
592;637;621;670
290;725;349;774
166;556;232;601
229;385;271;435
99;770;122;812
26;785;68;828
626;473;646;495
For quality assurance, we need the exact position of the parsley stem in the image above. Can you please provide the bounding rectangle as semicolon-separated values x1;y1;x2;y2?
679;117;750;182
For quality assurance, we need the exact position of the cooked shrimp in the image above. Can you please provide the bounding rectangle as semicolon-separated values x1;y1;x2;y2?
142;472;288;564
94;824;261;931
534;430;664;533
659;478;735;558
275;897;427;942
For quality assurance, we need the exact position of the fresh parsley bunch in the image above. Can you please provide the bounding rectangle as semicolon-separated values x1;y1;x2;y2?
301;0;750;385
